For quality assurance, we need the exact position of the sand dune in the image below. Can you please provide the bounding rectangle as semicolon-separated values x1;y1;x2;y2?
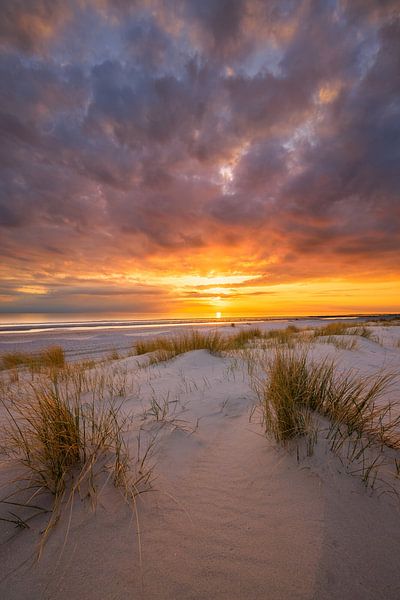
0;322;400;599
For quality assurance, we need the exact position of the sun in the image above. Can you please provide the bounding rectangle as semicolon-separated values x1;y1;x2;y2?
215;311;222;319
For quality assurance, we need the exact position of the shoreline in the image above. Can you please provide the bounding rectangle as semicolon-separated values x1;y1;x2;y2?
0;312;398;335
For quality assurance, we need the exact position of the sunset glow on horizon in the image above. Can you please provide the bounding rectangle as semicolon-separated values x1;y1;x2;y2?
0;1;399;319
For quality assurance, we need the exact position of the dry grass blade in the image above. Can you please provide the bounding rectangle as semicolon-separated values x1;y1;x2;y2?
260;349;315;442
0;366;149;556
258;347;398;466
260;326;300;348
135;330;226;360
0;346;65;372
320;336;358;350
228;328;262;349
135;328;263;363
323;371;396;440
313;322;372;340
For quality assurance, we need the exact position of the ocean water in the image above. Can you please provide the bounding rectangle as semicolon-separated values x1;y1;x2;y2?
0;313;273;334
0;312;395;361
0;309;381;331
0;313;275;359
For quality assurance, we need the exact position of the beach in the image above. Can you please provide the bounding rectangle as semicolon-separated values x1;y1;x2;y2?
0;315;373;360
1;0;399;596
0;318;400;599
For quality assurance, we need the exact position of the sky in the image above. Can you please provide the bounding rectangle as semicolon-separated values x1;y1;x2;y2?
0;0;399;318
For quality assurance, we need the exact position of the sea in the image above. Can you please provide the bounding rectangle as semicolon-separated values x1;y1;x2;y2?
0;312;397;361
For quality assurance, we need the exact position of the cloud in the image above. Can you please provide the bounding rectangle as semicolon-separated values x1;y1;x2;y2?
0;0;71;54
0;0;399;312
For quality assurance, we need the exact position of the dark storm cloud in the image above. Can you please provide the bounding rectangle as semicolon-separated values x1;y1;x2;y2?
183;0;245;54
0;0;399;307
274;16;400;269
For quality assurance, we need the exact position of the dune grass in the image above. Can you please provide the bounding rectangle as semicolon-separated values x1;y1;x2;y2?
261;325;300;347
1;346;65;372
107;348;121;361
135;325;307;363
261;350;313;442
135;328;263;363
228;327;262;348
136;330;226;363
0;363;148;554
320;336;358;350
313;322;372;339
370;316;400;326
260;348;397;450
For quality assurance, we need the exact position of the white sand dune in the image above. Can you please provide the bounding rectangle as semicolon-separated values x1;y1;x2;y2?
0;322;400;599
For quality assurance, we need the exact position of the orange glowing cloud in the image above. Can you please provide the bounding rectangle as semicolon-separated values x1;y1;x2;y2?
0;0;399;317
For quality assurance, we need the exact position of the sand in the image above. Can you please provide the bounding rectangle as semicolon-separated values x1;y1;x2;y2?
0;318;334;360
0;321;400;599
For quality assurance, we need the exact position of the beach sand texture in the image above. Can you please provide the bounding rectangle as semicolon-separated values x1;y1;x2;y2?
0;320;400;599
